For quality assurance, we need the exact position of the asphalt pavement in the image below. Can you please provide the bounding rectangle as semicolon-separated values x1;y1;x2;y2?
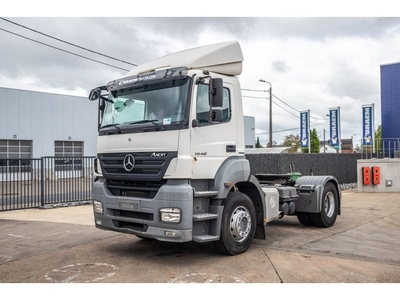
0;189;399;290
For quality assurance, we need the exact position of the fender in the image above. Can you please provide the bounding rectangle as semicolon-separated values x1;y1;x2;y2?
294;175;341;215
209;156;251;199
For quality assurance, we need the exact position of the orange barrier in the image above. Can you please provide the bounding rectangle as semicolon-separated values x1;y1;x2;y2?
372;166;380;185
362;167;371;185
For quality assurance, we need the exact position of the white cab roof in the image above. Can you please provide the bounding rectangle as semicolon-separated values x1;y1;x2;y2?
127;41;243;76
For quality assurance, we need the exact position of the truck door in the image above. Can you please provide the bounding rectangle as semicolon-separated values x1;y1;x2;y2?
190;81;238;179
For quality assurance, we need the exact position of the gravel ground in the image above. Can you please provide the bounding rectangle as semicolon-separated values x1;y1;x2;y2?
340;182;358;190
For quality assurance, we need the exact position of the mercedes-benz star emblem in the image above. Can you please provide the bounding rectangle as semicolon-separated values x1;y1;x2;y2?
123;154;135;172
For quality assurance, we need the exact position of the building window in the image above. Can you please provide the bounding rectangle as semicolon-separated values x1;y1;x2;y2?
55;141;83;157
0;140;32;173
54;141;83;172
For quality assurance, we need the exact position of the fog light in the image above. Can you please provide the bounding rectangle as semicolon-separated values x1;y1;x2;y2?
164;231;176;237
160;208;181;223
93;200;104;214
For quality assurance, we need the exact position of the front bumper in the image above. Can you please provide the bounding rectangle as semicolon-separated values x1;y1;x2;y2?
92;178;194;242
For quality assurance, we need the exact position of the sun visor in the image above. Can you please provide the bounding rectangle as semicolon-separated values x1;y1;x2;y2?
127;41;243;76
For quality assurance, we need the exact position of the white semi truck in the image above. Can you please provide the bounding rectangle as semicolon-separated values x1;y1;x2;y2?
88;41;341;255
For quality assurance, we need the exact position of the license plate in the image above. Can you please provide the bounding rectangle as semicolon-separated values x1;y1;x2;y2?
117;201;139;211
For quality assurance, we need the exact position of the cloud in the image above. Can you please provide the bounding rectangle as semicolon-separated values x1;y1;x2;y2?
271;60;289;73
255;17;400;40
0;16;399;145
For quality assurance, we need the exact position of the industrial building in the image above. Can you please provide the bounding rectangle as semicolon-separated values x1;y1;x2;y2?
244;115;255;149
0;87;98;167
380;62;400;142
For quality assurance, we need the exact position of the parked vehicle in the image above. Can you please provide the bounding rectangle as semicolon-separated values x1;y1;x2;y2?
88;41;341;255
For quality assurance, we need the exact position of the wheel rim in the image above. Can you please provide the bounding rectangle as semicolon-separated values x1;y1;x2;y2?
230;206;252;242
324;191;335;217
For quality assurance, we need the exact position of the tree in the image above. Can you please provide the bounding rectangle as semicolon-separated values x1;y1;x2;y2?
301;128;320;153
310;128;320;153
283;134;300;153
362;124;382;154
255;137;263;148
375;124;382;153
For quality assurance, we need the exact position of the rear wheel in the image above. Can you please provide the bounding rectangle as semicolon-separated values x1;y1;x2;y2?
310;182;339;227
297;212;314;226
213;192;256;255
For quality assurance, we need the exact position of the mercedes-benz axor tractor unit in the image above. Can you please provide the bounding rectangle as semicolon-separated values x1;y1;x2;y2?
88;41;341;255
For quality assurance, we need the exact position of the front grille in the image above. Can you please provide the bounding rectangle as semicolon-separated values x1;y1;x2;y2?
106;179;167;198
99;152;177;182
112;220;149;232
111;209;153;221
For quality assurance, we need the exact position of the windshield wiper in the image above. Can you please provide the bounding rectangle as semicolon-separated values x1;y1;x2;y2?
100;123;124;133
129;119;158;125
129;119;166;131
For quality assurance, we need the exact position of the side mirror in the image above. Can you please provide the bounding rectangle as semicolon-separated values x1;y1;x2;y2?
192;119;199;128
209;78;223;107
113;101;125;112
113;99;135;112
89;89;100;101
88;86;107;101
212;108;223;122
125;99;135;107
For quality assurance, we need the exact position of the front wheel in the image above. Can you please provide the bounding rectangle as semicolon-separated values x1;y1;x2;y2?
213;192;256;255
310;182;339;227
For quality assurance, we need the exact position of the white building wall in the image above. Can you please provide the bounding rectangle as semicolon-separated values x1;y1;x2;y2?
0;88;8;138
0;87;98;157
244;116;255;148
357;159;400;192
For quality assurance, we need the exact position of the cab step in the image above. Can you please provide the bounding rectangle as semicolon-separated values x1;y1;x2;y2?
193;213;219;222
194;191;218;198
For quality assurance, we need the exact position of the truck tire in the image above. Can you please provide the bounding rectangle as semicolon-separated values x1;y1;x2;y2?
213;192;256;255
296;212;314;226
310;182;339;228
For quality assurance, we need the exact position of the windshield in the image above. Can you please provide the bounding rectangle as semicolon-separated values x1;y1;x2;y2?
100;77;190;130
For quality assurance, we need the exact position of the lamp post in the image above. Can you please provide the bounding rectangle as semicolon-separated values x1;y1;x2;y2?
259;79;272;147
324;114;330;153
351;134;356;153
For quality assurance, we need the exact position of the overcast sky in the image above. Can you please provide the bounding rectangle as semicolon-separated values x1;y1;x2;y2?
1;2;400;147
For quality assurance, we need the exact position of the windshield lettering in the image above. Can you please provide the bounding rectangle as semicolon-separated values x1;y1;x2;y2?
118;74;157;86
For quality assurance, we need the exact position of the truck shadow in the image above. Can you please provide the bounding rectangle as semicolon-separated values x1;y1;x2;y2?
102;234;221;261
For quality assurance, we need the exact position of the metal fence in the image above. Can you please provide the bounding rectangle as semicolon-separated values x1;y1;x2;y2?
246;153;361;184
0;156;95;211
359;138;400;159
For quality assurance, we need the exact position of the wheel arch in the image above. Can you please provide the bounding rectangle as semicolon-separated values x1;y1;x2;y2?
209;156;251;198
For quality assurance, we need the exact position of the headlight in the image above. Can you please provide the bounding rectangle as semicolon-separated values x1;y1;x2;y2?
160;208;181;223
93;200;104;214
